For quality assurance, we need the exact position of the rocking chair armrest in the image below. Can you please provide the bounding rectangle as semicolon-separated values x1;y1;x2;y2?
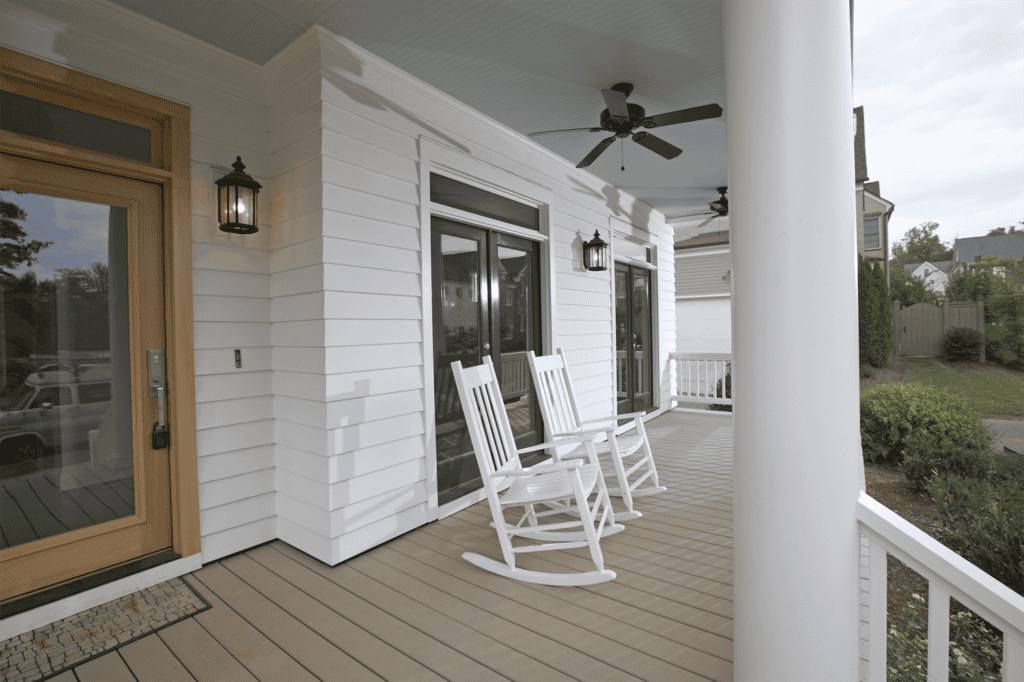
493;459;583;477
517;430;607;454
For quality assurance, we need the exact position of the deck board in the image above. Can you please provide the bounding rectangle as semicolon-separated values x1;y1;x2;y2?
71;650;136;682
54;409;736;682
119;631;197;682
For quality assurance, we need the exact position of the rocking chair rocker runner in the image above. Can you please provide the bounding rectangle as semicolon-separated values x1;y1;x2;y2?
450;357;624;586
527;349;667;521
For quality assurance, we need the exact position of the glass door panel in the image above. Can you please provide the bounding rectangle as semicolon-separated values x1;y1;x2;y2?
432;224;487;506
496;241;538;443
615;262;654;414
1;192;134;547
1;156;172;604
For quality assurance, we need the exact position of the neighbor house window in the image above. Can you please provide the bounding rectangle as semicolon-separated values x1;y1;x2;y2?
864;216;880;249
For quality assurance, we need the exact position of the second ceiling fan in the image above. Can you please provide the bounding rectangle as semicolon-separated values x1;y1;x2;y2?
529;83;723;169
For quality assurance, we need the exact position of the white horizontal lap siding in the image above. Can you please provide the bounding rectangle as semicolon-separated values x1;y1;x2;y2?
192;116;274;563
676;252;732;297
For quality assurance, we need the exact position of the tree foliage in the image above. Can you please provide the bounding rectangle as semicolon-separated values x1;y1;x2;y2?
891;221;952;265
947;256;1024;369
1;192;53;280
858;256;892;368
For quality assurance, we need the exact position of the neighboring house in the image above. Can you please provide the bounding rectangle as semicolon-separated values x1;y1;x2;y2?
7;3;1014;679
903;260;953;293
854;107;895;284
952;232;1024;275
674;229;731;353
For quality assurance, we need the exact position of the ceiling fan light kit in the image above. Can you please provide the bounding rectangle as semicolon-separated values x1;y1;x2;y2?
528;82;722;169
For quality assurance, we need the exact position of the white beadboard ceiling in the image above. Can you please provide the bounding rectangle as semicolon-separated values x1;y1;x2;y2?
105;0;728;223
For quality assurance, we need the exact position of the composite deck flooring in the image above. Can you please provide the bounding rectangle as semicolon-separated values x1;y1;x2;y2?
50;409;735;682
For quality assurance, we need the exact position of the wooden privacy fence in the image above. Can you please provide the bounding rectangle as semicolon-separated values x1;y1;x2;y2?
893;299;985;360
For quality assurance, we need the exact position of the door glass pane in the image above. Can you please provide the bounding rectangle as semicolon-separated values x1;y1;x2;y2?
497;244;535;440
1;189;135;549
434;233;483;505
633;270;652;408
615;267;629;402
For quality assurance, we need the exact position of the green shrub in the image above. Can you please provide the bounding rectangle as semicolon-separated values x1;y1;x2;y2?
861;363;874;378
930;474;1024;595
899;434;993;490
887;594;1003;682
941;327;983;362
860;383;991;466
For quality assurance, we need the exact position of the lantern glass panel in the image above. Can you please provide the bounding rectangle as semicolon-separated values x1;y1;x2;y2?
218;185;228;223
237;187;252;224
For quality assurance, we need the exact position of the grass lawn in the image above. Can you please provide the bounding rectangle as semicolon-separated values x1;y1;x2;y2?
862;357;1024;420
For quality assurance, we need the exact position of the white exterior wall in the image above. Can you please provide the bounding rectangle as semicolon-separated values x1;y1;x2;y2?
675;246;732;353
0;0;277;565
1;6;675;572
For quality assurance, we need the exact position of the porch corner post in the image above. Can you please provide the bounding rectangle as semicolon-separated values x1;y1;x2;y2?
724;2;862;680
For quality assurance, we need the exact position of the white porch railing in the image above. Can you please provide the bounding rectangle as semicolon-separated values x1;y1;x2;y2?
857;492;1024;681
669;351;732;407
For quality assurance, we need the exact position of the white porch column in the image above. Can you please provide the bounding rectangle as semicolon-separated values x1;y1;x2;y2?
724;2;862;680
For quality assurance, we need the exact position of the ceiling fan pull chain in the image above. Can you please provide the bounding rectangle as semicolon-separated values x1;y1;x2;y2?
621;139;625;171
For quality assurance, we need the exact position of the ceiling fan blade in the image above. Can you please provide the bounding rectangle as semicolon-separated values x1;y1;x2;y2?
632;131;682;160
601;89;630;121
576;136;616;168
643;103;723;128
696;215;719;229
528;127;603;137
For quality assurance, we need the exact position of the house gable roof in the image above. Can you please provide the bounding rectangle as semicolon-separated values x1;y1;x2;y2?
904;260;953;276
954;233;1024;264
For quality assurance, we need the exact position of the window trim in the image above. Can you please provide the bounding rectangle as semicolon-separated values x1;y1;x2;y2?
1;47;199;560
863;215;881;250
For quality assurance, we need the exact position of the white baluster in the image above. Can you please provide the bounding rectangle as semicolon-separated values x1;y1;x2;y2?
868;539;887;681
928;582;950;682
1005;632;1024;682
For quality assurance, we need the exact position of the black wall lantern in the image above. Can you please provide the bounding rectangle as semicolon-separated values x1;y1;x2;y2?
215;157;262;234
583;230;609;271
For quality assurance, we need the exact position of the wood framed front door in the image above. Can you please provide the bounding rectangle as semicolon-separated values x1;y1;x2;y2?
0;155;173;603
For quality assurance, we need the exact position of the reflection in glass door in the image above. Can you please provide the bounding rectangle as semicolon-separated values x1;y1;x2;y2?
616;262;654;414
431;217;542;506
1;157;172;604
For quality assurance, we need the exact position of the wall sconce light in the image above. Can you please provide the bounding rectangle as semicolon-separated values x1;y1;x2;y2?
215;157;262;234
583;230;609;271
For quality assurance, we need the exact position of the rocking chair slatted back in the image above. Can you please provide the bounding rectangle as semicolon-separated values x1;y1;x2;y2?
451;357;519;484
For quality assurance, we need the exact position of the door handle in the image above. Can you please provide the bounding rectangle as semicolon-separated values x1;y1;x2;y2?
148;349;170;449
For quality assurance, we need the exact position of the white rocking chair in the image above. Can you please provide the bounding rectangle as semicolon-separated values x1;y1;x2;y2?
450;356;624;586
527;349;667;521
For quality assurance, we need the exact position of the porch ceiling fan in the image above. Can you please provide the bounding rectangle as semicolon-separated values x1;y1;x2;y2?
528;83;723;169
673;186;729;229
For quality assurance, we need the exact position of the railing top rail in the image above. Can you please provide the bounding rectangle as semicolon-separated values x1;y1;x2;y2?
857;492;1024;638
669;351;733;360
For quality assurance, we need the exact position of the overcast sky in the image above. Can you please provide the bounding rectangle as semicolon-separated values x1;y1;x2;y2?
853;0;1023;252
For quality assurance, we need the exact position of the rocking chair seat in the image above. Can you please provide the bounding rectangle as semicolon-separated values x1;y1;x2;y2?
501;462;601;506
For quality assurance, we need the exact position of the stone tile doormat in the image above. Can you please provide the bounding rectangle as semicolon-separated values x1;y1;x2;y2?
0;576;210;682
